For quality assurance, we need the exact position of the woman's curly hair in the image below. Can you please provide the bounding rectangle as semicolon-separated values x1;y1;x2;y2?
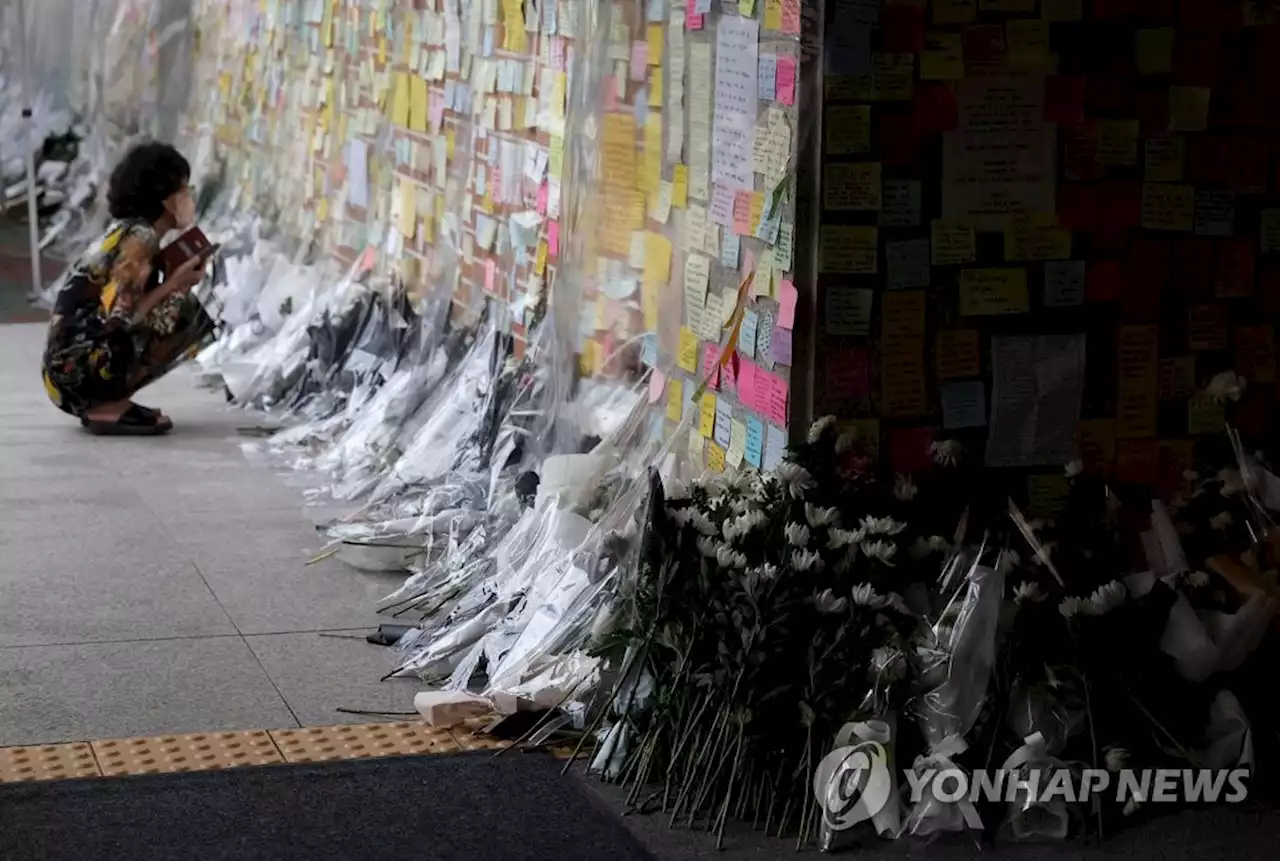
106;142;190;222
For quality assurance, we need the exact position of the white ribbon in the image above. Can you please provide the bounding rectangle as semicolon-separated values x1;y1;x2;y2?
1151;501;1189;575
906;735;983;836
1205;691;1255;771
831;718;901;839
999;732;1070;841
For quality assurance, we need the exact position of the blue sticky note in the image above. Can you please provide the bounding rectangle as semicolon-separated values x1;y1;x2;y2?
758;55;778;102
714;398;734;449
764;425;787;470
1043;261;1085;307
649;411;665;443
941;381;988;430
483;26;495;57
641;333;658;367
745;418;765;468
647;0;665;21
721;232;741;269
740;309;759;360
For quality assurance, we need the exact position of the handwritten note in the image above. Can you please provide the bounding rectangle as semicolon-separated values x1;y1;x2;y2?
1004;214;1072;261
1117;325;1159;439
678;327;699;373
825;287;875;336
1236;325;1276;382
1194;191;1234;237
937;329;981;379
745;416;765;466
942;381;987;429
776;57;797;105
931;220;976;265
1145;136;1185;182
921;33;964;80
881;179;922;227
986;334;1087;467
1044;260;1086;306
727;419;748;467
825;162;882;211
714;397;734;448
1261;209;1280;253
712;17;760;191
666;378;684;422
1169;86;1210;132
820;226;878;274
1141;184;1195;231
959;269;1030;316
887;239;930;289
826;106;872;156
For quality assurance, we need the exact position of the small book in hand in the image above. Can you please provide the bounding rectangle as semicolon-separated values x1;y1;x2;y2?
157;226;218;276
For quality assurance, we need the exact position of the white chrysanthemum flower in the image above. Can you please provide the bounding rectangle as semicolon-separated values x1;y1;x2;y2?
688;509;718;536
793;548;826;573
777;462;817;499
1085;581;1127;615
909;535;950;559
813;588;847;614
1207;370;1246;404
835;431;857;454
851;583;888;608
722;470;750;494
1014;581;1047;604
1218;469;1245;497
860;540;898;566
697;474;730;498
725;509;767;543
808;415;837;444
1105;746;1130;773
1064;459;1083;477
997;548;1022;575
716;544;749;569
893;473;918;501
665;478;691;502
669;508;692;528
1210;511;1234;531
755;563;780;581
730;495;753;515
861;515;906;536
785;522;811;548
931;439;963;467
828;527;862;550
1188;570;1210;587
696;536;719;558
1059;596;1086;619
805;504;839;528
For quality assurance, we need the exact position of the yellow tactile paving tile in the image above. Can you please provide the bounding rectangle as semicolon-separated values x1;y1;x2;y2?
269;721;460;763
0;743;101;783
91;729;284;776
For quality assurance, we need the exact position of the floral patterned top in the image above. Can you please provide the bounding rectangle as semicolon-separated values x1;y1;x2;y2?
48;219;163;350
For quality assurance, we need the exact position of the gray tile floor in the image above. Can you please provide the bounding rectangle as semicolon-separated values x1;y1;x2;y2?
0;323;417;746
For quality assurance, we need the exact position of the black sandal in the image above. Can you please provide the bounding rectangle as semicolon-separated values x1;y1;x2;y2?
82;404;174;436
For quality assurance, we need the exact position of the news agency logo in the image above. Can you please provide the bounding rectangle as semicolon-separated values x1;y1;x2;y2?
812;738;894;831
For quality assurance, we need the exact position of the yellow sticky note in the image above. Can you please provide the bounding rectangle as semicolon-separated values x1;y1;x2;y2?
819;226;878;274
1007;19;1049;70
749;191;766;233
958;269;1030;316
1004;215;1072;261
667;379;684;422
649;71;663;107
921;34;965;80
931;220;976;265
727;420;748;468
678;327;699;373
699;393;717;438
643;231;673;290
535;240;548;277
409;76;428;133
398;182;417;238
764;0;783;30
648;25;664;62
824;163;882;211
708;443;726;472
1136;28;1175;75
391;72;410;126
1144;136;1185;182
1169;87;1210;132
317;198;329;222
1141;183;1195;231
739;0;758;15
825;106;872;156
549;136;564;178
672;165;689;208
643;279;660;331
551;72;567;119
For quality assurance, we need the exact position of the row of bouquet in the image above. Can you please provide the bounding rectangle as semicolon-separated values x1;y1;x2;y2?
578;410;1277;849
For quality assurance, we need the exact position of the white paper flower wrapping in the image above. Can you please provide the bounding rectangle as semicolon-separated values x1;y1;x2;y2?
1000;733;1072;841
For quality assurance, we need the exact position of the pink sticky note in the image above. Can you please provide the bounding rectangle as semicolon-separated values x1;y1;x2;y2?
429;93;445;131
778;279;797;329
738;361;759;408
776;57;797;106
782;0;801;35
702;343;721;390
732;191;753;236
484;258;497;294
649;370;666;404
631;42;647;81
550;37;567;71
359;246;376;272
536;182;549;215
687;0;704;29
761;371;790;426
603;77;619;112
548;221;560;256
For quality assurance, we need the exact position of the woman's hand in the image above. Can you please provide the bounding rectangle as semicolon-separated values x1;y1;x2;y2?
164;251;209;296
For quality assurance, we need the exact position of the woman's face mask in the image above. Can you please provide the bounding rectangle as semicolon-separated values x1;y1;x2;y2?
165;184;196;229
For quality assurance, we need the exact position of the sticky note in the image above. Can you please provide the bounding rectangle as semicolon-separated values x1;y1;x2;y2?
819;226;878;274
826;287;875;336
648;369;666;403
758;54;777;101
825;163;882;212
672;164;689;207
1169;87;1210;132
1044;261;1087;307
677;327;699;373
941;381;987;429
745;417;765;467
931;220;976;265
714;398;733;448
1136;28;1175;75
777;279;798;329
727;420;748;467
1145;136;1184;182
769;327;793;365
776;57;797;105
921;33;964;80
698;393;717;438
763;424;787;469
739;309;760;359
881;180;922;227
666;379;684;422
707;443;726;472
1141;183;1195;232
826;348;871;399
825;106;872;156
937;330;981;379
959;269;1030;316
887;239;931;289
1007;19;1048;70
